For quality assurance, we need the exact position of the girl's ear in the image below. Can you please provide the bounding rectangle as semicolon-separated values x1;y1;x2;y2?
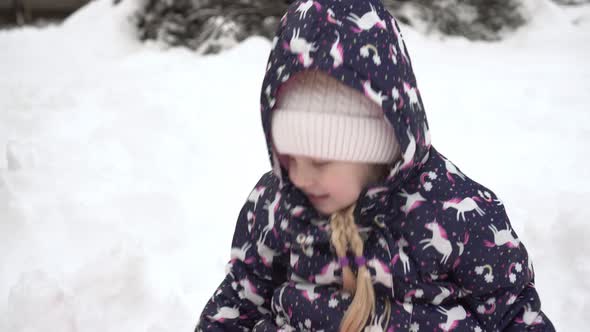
380;164;390;180
277;153;291;170
370;164;389;183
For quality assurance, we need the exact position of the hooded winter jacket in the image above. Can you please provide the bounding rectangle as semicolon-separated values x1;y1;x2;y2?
196;0;554;331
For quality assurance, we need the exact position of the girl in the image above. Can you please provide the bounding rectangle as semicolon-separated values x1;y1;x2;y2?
196;0;554;331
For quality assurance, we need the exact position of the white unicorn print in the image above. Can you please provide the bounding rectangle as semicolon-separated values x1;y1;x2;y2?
403;288;424;302
284;28;318;67
443;197;485;222
387;162;402;185
207;306;241;322
432;286;452;306
295;0;321;20
246;210;255;233
238;278;265;306
477;190;503;206
456;232;469;256
515;304;544;326
230;242;253;264
326;8;343;26
403;82;421;111
257;240;278;266
484;223;521;248
403;302;413;315
437;305;468;331
362;79;387;105
295;283;321;302
391;86;400;107
330;30;343;68
477;189;493;202
423;122;431;147
314;261;340;284
290;251;300;269
398;189;426;216
401;127;416;170
265;84;275;108
392;237;411;275
256;231;279;267
388;43;398;65
390;18;409;63
247;186;266;210
347;3;387;32
262;192;281;237
420;221;453;265
367;186;388;199
276;64;286;79
443;157;466;184
290;205;305;217
367;257;393;288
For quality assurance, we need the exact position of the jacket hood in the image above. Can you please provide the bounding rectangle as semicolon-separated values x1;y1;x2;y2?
260;0;431;193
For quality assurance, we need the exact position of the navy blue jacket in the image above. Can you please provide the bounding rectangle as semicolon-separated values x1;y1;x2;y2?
197;0;554;331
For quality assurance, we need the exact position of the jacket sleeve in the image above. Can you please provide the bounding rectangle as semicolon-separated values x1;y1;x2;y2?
195;172;288;331
452;190;555;331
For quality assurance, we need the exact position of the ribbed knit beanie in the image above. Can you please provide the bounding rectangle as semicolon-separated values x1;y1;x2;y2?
271;70;400;164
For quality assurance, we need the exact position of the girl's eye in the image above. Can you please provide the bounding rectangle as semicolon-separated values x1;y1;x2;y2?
285;156;329;168
312;161;330;168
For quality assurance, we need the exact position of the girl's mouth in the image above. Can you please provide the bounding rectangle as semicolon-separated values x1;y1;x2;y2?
308;194;329;203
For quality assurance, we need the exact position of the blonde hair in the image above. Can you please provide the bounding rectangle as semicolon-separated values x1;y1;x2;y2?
328;163;391;332
330;204;375;332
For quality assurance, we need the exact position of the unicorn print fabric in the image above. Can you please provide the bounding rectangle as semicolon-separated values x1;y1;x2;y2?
196;0;554;331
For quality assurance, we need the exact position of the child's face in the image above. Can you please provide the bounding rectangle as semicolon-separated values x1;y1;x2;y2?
285;154;382;216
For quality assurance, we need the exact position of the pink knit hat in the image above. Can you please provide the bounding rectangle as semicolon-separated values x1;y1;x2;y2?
271;70;400;164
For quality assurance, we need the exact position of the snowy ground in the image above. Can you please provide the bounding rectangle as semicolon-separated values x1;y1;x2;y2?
0;0;588;331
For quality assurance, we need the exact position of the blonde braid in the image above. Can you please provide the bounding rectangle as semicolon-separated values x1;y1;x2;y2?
330;204;376;332
330;205;356;292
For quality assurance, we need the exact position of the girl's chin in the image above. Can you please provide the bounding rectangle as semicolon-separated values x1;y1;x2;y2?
313;199;357;217
312;202;339;217
310;200;332;215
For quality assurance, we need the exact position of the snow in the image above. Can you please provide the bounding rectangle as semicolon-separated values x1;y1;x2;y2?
0;0;588;330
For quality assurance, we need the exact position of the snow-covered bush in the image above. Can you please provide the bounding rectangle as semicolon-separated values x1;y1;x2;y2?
131;0;587;51
552;0;590;4
384;0;526;41
133;0;289;54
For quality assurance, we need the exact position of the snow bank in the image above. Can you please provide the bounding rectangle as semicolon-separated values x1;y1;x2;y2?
1;0;588;330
